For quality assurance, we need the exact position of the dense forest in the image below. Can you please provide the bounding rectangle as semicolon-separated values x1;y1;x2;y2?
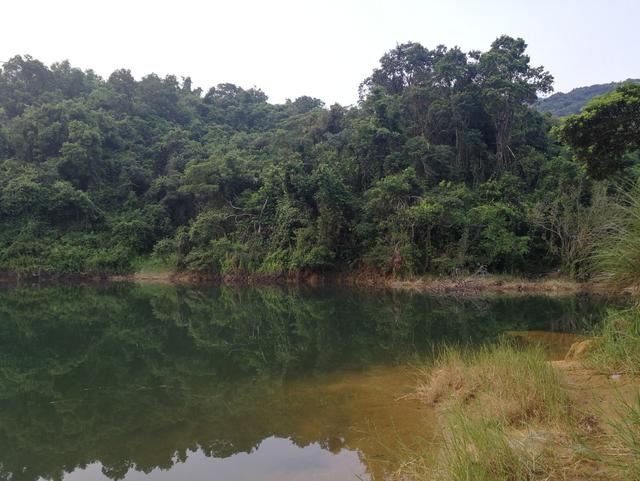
0;36;638;280
536;79;640;116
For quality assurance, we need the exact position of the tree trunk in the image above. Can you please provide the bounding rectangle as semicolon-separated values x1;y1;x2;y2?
495;108;513;172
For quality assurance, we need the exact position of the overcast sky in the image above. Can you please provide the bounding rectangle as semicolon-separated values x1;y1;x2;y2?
2;0;638;105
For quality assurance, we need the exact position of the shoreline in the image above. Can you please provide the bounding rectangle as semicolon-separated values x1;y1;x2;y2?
0;270;613;296
112;270;614;296
1;268;615;296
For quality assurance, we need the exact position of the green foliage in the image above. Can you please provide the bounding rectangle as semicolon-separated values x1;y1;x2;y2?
588;307;640;376
593;183;640;288
559;83;640;179
468;202;530;269
0;39;615;278
184;238;254;275
536;79;640;116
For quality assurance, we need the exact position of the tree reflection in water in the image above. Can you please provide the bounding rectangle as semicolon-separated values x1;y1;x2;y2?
0;283;611;481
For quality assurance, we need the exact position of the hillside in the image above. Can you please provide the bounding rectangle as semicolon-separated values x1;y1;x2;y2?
0;37;609;280
536;79;640;116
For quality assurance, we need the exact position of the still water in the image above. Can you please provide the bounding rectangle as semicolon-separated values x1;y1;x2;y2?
0;283;614;481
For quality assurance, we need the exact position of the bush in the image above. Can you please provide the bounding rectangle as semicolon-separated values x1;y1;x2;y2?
184;238;259;275
86;246;133;274
258;249;288;275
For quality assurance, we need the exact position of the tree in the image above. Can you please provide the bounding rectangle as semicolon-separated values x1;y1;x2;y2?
477;36;553;171
0;39;593;278
0;55;54;117
106;68;136;112
58;120;103;189
558;83;640;179
359;42;445;97
432;47;478;178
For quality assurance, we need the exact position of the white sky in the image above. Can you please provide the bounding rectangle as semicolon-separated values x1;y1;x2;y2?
1;0;638;105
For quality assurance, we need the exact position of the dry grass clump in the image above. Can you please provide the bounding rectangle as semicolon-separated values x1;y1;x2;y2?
418;342;569;427
433;409;560;481
395;340;640;481
588;306;640;376
605;393;640;480
395;342;574;481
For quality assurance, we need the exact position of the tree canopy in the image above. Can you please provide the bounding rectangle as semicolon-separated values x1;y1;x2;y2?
558;82;640;179
0;37;629;279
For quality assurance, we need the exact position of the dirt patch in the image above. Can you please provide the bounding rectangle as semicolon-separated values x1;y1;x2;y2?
553;360;639;430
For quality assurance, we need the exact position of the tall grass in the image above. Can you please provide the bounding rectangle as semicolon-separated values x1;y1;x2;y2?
432;408;554;481
419;342;569;426
400;342;571;481
593;182;640;289
607;393;640;480
588;306;640;375
397;333;640;481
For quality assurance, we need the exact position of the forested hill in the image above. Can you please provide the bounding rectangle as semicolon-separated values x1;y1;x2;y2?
536;79;640;116
0;36;623;279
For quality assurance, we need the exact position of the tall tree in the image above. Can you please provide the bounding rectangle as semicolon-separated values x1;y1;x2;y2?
477;36;553;171
359;42;445;97
559;82;640;179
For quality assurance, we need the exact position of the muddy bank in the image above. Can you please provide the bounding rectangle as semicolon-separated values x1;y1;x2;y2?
386;276;607;295
109;269;612;296
0;266;616;296
0;269;110;284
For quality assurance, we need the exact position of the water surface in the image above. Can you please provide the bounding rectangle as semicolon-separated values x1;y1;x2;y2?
0;283;613;481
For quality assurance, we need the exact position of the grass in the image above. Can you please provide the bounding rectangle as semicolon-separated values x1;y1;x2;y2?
433;408;556;481
130;255;177;274
418;342;569;426
592;183;640;290
397;342;570;481
606;393;640;480
396;340;640;481
587;306;640;375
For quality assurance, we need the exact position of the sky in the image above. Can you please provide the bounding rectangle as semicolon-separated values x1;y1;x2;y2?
1;0;638;105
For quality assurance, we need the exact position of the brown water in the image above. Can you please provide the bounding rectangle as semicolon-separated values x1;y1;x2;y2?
54;365;431;481
0;283;615;481
506;330;580;360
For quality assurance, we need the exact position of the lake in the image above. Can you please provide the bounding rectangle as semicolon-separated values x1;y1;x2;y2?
0;283;614;481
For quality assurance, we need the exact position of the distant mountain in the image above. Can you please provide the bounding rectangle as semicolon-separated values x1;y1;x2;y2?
535;79;640;116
